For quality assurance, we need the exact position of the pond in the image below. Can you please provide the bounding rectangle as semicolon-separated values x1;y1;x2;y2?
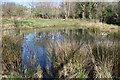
2;28;120;78
21;29;90;78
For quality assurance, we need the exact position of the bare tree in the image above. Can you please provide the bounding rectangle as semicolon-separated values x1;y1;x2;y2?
75;2;87;19
2;2;27;18
62;2;72;19
2;2;16;18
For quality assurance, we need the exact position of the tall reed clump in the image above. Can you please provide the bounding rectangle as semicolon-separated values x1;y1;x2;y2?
47;38;90;78
88;40;118;78
2;35;22;78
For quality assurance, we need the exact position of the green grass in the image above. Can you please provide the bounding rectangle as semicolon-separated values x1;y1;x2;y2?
8;73;17;78
2;18;90;26
2;18;119;34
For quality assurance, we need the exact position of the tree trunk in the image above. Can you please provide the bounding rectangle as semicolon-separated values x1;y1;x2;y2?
81;4;86;19
82;11;85;19
63;2;68;20
67;2;71;19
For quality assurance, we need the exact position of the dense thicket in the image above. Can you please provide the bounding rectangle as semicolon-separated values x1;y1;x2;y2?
1;2;120;25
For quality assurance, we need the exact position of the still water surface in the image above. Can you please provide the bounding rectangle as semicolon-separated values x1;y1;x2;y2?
3;28;119;78
21;29;93;76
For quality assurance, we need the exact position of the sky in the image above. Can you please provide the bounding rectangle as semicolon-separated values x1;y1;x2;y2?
0;0;62;8
1;0;64;2
0;0;119;8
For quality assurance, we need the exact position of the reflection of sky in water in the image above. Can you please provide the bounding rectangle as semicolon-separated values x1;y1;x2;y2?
20;29;115;77
21;32;63;71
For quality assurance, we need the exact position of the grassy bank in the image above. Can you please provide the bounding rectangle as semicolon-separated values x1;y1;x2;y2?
2;18;119;33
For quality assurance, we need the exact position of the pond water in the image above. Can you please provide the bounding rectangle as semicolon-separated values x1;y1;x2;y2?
21;29;96;77
21;29;112;77
2;28;120;78
21;32;63;77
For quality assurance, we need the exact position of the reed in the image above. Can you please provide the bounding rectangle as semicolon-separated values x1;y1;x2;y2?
47;38;89;78
88;40;119;78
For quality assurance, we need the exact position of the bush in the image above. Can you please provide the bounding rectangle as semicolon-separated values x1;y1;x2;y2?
102;5;118;24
